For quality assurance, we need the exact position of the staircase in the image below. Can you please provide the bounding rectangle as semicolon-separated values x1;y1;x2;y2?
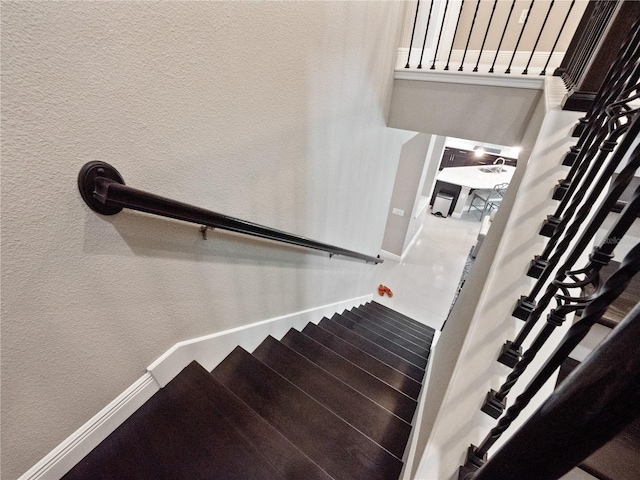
61;301;435;480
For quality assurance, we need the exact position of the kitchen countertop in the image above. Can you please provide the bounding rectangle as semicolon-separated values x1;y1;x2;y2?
436;165;516;190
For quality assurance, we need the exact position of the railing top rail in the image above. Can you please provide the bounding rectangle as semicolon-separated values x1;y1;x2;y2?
78;162;383;264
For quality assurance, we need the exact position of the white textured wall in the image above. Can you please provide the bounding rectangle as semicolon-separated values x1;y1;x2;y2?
389;79;542;146
0;2;411;477
414;78;584;479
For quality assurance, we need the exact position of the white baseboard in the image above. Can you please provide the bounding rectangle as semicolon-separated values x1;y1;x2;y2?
19;295;372;479
18;374;159;480
148;294;373;387
400;330;441;480
380;224;424;264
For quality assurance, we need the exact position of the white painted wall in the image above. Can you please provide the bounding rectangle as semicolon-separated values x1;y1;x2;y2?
413;78;587;479
382;133;433;257
0;2;413;477
388;79;542;146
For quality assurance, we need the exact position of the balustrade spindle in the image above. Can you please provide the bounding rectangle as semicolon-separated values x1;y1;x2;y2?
522;0;554;75
554;23;640;198
444;0;466;71
489;0;515;74
492;151;640;405
505;0;535;74
405;0;421;68
431;0;450;70
418;0;436;69
531;88;640;272
541;0;575;76
473;0;498;73
562;0;618;89
502;121;640;366
467;243;640;479
458;0;481;71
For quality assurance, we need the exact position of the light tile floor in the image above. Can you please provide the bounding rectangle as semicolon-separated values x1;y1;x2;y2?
373;210;483;331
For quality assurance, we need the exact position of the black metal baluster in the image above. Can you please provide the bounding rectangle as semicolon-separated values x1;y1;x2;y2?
565;1;618;89
540;0;576;75
537;83;640;248
553;23;640;205
474;0;498;73
418;0;436;69
445;0;466;71
489;0;516;73
431;0;450;70
570;19;640;137
459;0;481;71
502;111;640;365
537;66;640;255
563;1;605;86
505;0;535;74
406;0;421;68
495;143;640;390
466;243;640;478
522;0;554;75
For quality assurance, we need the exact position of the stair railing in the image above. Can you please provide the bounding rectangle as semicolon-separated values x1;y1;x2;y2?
500;87;640;366
404;0;582;75
77;161;383;264
463;294;640;480
455;16;640;478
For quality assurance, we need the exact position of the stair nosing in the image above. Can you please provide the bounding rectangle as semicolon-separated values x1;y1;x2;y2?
280;329;417;422
331;313;428;369
319;318;425;382
302;321;423;399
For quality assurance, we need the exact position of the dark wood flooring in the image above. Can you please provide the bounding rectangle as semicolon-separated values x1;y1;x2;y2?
62;301;435;480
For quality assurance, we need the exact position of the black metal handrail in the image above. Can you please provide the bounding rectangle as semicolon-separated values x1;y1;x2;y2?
78;162;383;264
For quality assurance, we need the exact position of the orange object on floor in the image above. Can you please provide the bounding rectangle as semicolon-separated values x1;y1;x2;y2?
378;284;385;296
384;286;393;298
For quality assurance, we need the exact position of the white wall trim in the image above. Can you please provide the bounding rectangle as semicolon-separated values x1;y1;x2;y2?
396;48;563;90
148;294;373;387
380;224;424;264
400;330;441;480
395;69;545;90
19;296;372;479
18;373;160;480
380;249;402;262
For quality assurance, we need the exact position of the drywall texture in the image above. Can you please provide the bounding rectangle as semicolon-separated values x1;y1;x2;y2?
0;2;412;477
413;81;584;479
382;133;432;256
388;79;542;146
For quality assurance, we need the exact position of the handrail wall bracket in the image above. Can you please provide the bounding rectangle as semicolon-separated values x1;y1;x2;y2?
78;161;125;216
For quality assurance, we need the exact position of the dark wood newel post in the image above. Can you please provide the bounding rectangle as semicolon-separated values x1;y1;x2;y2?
561;0;640;111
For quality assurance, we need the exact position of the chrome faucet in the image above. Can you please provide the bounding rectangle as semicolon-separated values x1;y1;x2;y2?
493;157;506;165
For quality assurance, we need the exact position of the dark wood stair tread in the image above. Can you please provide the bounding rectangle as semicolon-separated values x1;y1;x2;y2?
557;357;640;480
322;316;426;380
253;336;411;459
281;328;418;423
343;309;431;357
302;322;422;399
62;362;291;480
585;260;640;328
353;306;433;347
332;312;428;368
358;304;435;343
212;347;404;480
369;301;433;333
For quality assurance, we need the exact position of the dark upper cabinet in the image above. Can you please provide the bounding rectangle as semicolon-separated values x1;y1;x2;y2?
438;147;517;170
